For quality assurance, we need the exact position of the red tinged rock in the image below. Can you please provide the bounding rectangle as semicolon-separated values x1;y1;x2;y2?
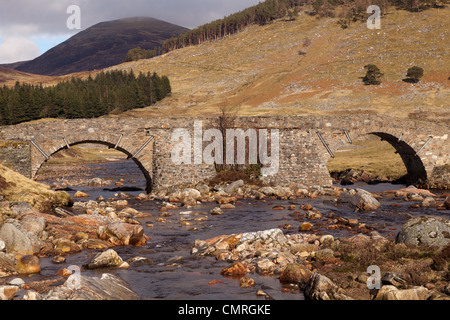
300;222;313;231
56;268;73;277
239;277;255;288
74;191;90;198
220;262;247;276
220;203;236;210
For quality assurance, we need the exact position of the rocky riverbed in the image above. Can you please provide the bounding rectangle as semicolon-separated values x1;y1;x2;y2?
1;160;449;301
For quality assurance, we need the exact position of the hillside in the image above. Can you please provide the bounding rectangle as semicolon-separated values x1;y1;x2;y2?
9;17;189;76
102;7;449;124
0;66;51;84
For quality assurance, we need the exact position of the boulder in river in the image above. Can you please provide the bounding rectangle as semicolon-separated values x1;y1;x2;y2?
179;188;202;200
74;191;90;198
396;216;450;248
280;264;311;285
210;207;224;216
15;255;41;274
195;183;210;195
20;214;46;237
338;188;381;211
83;249;124;269
445;197;450;210
97;222;148;246
259;187;276;196
223;180;244;194
238;228;287;247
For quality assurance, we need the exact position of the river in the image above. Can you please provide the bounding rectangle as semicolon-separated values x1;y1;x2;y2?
31;159;449;300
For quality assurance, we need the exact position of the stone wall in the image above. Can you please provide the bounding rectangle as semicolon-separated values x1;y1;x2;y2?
0;141;31;178
0;115;448;191
428;165;450;190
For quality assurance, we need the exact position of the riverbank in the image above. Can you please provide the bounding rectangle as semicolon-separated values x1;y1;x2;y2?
1;182;449;300
1;160;449;300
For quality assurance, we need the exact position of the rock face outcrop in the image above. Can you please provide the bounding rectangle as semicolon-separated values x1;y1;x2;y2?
303;273;353;300
0;221;42;256
43;273;140;300
396;216;450;248
375;285;431;300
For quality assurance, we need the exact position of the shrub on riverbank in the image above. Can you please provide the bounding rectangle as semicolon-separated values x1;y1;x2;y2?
209;164;266;187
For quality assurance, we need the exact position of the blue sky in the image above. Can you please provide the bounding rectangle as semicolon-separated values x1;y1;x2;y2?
32;37;69;55
0;0;262;64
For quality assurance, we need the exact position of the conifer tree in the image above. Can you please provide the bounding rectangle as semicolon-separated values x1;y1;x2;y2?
363;64;384;85
0;70;171;125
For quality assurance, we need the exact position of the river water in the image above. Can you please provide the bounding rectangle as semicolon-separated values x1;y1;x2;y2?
32;160;448;300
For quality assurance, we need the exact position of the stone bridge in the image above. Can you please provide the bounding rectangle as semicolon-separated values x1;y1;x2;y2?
0;115;448;192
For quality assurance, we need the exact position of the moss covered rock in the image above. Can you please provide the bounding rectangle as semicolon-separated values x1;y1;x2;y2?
396;216;450;248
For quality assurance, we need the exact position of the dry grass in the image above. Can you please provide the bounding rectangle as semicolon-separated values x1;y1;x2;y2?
0;66;52;84
44;145;126;165
327;135;408;180
0;164;73;213
334;239;440;286
101;7;449;121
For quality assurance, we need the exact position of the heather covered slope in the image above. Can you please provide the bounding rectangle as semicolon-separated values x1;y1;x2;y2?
106;7;449;124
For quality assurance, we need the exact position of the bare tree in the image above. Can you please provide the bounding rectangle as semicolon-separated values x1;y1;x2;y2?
216;103;240;172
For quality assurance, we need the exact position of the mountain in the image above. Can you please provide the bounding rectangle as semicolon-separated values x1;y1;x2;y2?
10;17;189;76
0;60;29;70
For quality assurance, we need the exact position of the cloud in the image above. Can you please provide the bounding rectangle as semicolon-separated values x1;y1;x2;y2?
1;0;262;32
0;37;41;63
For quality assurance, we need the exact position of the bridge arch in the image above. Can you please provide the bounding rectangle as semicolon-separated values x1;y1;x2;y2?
370;132;427;185
34;139;153;194
326;131;428;186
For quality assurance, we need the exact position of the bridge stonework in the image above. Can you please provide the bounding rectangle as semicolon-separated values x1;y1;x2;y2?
0;115;448;192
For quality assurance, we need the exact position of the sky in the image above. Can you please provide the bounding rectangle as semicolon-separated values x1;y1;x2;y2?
0;0;262;64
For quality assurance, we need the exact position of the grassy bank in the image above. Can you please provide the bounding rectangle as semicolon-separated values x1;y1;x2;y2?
327;135;408;181
44;145;127;165
0;164;73;220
